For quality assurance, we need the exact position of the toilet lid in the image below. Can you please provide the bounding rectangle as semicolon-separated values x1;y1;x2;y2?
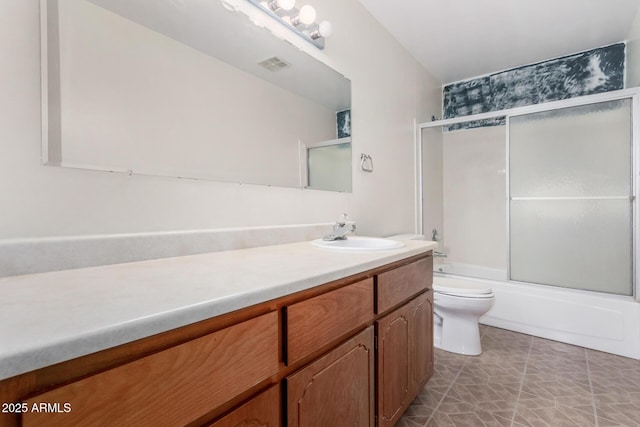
433;280;494;298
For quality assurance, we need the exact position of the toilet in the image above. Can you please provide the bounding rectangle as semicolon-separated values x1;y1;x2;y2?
388;234;495;356
432;277;494;355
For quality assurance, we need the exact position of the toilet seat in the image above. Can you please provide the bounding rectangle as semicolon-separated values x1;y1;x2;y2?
433;281;494;299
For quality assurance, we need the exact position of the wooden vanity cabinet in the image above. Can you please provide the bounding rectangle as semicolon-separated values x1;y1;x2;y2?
1;252;433;427
285;255;433;427
376;291;434;427
375;256;434;427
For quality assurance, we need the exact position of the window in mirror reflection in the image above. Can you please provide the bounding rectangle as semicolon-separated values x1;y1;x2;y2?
337;109;351;138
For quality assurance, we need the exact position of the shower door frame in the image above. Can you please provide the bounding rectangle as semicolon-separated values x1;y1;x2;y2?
417;88;639;299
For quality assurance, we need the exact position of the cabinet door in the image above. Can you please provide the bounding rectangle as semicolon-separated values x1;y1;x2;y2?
409;290;434;396
377;291;434;427
376;304;411;427
286;326;374;427
208;385;280;427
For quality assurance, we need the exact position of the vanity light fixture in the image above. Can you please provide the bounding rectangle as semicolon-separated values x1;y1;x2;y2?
250;0;332;49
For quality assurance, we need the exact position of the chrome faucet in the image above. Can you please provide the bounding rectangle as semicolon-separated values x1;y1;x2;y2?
431;229;446;257
323;214;356;241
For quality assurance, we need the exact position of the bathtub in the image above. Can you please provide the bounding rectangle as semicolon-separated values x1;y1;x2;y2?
433;262;640;360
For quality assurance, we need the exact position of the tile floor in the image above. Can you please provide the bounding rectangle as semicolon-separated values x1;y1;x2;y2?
398;325;640;427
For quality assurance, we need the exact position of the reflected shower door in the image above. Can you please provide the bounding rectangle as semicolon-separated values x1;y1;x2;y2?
509;99;633;295
306;141;352;192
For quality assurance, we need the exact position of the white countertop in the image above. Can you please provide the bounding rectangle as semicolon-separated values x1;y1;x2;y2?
0;239;436;381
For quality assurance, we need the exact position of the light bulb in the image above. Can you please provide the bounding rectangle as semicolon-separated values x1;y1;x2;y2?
317;20;332;37
298;5;316;25
277;0;295;10
309;20;333;40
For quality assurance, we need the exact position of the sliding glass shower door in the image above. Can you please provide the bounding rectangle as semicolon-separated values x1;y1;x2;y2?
508;99;634;295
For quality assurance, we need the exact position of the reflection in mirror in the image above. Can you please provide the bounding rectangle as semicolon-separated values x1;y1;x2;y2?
306;137;352;192
41;0;352;191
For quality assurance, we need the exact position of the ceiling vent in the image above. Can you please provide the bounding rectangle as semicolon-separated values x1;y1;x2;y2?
258;56;290;72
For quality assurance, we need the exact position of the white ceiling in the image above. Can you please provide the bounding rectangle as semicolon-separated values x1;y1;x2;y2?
358;0;640;84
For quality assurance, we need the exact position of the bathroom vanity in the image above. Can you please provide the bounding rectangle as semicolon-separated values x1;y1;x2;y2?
0;239;435;426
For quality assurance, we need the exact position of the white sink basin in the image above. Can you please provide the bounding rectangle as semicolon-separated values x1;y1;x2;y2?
311;236;405;251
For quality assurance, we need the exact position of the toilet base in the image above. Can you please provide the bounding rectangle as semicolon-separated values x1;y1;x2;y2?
434;314;483;356
434;339;481;356
432;289;494;356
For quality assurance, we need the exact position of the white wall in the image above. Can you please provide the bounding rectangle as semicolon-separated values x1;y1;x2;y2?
626;8;640;87
0;1;441;239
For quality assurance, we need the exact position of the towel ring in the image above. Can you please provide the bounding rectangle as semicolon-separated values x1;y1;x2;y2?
360;153;373;173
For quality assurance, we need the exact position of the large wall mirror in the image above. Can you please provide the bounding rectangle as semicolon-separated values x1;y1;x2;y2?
41;0;352;192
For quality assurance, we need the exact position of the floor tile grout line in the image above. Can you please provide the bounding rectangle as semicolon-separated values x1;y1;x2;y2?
422;327;489;427
584;348;599;427
509;335;534;427
422;355;468;427
405;327;640;427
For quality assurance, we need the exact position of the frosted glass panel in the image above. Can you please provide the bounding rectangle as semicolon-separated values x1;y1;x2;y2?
510;100;631;197
510;200;632;295
442;125;507;273
509;98;633;295
307;142;352;192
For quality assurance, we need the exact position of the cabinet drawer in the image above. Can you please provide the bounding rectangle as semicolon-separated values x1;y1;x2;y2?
286;278;374;364
376;256;432;314
22;311;279;427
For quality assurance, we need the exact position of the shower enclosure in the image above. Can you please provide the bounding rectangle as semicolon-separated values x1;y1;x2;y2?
419;88;638;297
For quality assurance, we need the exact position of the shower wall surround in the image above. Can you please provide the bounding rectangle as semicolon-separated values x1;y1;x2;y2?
443;43;625;130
